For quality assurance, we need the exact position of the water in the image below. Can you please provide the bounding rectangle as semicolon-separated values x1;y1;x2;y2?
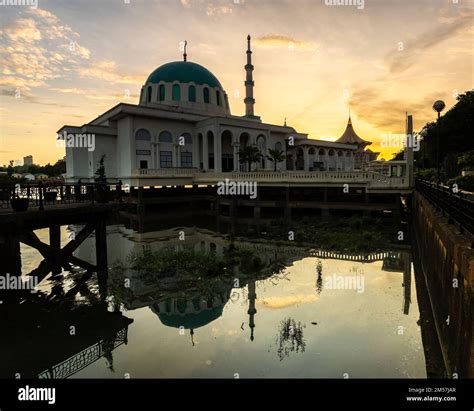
10;222;431;379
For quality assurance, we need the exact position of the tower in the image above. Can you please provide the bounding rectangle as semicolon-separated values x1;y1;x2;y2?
244;35;255;117
405;114;415;188
247;280;257;341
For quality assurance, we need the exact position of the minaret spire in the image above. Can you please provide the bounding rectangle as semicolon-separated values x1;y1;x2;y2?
247;280;257;341
183;40;187;62
244;34;255;117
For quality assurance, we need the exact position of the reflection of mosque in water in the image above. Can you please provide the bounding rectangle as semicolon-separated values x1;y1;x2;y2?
149;279;258;344
70;223;412;348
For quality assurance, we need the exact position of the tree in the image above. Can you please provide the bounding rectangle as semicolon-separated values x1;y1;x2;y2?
414;91;474;180
266;148;286;171
458;150;474;171
95;155;106;182
6;160;14;176
238;145;262;171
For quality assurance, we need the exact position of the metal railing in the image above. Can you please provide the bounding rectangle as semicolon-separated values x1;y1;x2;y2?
416;179;474;237
38;327;129;379
0;180;125;210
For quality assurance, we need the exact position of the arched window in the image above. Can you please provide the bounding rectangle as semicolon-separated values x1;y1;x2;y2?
172;84;181;101
159;84;165;101
328;150;335;156
188;85;196;102
203;87;210;104
159;131;173;143
275;142;282;151
135;129;151;141
337;150;343;157
216;90;221;106
146;86;152;103
182;133;192;144
309;148;315;155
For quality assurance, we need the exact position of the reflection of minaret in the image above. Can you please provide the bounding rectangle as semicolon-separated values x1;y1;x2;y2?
190;328;195;346
247;280;257;341
402;253;412;315
244;35;255;117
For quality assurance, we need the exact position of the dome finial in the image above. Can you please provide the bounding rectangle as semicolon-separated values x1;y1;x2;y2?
183;40;187;62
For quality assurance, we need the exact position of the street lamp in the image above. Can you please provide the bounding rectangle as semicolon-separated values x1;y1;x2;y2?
432;100;446;183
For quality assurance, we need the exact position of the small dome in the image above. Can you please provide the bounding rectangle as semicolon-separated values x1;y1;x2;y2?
145;61;223;88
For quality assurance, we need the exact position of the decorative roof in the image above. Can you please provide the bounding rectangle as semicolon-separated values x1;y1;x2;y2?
335;117;371;147
145;61;223;88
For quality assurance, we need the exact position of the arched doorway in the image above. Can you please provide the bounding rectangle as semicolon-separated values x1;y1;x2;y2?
221;130;233;172
256;135;266;169
239;132;250;171
207;131;214;170
198;133;204;169
296;148;304;170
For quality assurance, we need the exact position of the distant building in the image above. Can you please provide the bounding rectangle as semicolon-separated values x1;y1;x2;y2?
23;155;33;167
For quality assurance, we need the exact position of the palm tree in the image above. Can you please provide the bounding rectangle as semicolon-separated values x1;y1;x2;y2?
238;145;262;171
266;149;286;171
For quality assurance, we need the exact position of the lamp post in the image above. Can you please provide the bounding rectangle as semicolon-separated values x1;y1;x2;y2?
432;100;446;184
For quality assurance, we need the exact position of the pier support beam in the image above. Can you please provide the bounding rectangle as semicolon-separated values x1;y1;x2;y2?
95;219;108;272
49;225;61;250
0;232;21;277
95;219;108;301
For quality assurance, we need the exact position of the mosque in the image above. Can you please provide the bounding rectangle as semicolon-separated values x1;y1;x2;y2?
61;35;379;184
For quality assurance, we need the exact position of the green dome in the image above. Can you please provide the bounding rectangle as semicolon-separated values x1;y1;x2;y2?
145;61;223;88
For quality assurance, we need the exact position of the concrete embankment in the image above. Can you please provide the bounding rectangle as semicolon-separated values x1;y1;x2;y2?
413;191;474;378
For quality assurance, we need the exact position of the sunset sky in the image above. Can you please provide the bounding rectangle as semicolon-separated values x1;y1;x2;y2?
0;0;473;165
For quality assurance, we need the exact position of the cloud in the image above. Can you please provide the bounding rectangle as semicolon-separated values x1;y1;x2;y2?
0;18;42;43
77;60;143;85
51;86;139;101
386;8;473;75
0;10;91;94
0;8;139;100
258;294;318;309
206;4;233;16
254;34;317;51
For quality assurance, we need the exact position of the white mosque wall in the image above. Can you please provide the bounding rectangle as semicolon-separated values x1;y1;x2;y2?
88;134;117;180
66;146;89;181
117;117;135;180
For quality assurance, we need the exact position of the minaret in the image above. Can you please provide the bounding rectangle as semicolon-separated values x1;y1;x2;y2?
183;40;187;62
244;35;255;117
247;280;257;341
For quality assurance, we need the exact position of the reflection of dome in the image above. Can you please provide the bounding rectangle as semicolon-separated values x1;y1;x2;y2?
153;305;224;330
150;293;229;330
146;61;223;88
